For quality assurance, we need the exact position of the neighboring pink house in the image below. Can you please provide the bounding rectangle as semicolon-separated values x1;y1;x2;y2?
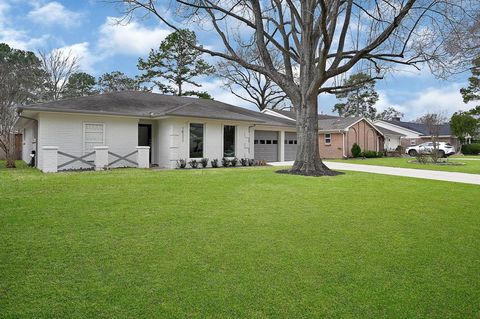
318;117;385;158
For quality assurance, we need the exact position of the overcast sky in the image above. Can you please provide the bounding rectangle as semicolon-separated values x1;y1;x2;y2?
0;0;476;120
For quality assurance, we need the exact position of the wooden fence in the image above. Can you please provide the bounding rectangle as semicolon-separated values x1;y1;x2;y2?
0;134;22;160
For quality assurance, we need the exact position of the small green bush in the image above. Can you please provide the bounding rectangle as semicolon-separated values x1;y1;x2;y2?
176;159;187;169
363;151;372;158
221;158;230;167
188;160;199;168
461;143;480;155
362;150;381;158
200;158;209;168
351;143;362;158
211;159;219;168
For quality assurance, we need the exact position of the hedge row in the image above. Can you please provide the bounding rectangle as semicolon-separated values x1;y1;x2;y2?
461;143;480;155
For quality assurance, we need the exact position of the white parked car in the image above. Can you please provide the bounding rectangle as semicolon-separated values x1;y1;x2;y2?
406;142;455;157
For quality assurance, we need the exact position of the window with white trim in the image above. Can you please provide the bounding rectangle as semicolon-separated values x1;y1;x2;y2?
189;123;204;158
83;123;105;154
324;133;331;145
223;125;235;157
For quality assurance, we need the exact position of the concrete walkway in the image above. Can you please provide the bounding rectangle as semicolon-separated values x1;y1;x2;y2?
269;161;480;185
452;158;480;161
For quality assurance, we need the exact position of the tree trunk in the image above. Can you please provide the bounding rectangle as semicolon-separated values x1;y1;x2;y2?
289;95;336;176
1;135;16;168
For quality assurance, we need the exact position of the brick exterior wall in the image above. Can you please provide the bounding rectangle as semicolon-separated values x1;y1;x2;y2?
318;119;384;159
319;133;344;158
345;120;383;157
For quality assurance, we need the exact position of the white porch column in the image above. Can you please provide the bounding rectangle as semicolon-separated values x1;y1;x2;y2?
41;146;58;173
278;131;285;162
94;146;109;171
137;146;150;168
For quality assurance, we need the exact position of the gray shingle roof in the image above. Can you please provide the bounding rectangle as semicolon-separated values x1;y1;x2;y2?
374;125;406;136
274;109;339;121
271;109;361;131
18;91;295;127
385;120;452;136
318;116;363;132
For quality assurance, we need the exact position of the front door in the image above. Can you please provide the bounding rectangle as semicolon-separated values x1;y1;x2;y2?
138;124;152;162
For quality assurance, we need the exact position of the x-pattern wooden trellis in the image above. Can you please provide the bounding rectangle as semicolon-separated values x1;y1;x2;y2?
57;151;95;170
108;151;138;167
57;150;138;170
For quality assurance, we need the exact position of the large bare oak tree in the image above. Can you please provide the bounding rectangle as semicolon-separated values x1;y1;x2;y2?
113;0;479;176
216;47;289;110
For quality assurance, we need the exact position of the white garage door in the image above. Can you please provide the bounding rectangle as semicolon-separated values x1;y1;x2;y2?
254;131;279;162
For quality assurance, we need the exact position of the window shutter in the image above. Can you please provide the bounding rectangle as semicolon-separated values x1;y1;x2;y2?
84;123;105;153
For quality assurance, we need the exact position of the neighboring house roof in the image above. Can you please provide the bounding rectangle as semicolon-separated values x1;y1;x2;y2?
374;125;406;137
318;116;362;132
266;109;385;135
17;91;295;127
383;120;452;136
272;109;339;121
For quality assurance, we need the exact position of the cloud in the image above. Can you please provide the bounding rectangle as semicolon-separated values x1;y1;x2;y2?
0;1;50;50
0;29;50;50
28;1;81;28
0;2;10;23
377;83;475;120
57;42;99;73
98;17;170;56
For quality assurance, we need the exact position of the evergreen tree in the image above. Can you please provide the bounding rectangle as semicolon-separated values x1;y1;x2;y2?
376;107;404;121
64;72;97;98
332;73;379;119
450;111;478;143
460;56;480;108
138;29;214;98
97;71;140;93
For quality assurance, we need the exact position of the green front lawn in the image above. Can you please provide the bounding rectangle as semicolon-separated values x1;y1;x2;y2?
1;162;480;318
330;157;480;174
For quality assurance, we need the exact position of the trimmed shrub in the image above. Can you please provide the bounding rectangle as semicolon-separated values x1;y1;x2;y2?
462;143;480;155
221;158;230;167
176;159;187;168
211;159;219;168
248;158;255;166
188;160;199;168
351;143;362;158
230;158;239;167
362;150;381;158
240;158;248;166
200;158;209;168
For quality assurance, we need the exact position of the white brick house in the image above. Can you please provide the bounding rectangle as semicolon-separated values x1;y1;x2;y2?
15;91;297;171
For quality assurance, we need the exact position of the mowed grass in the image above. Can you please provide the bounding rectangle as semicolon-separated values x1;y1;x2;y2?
1;162;480;318
330;156;480;174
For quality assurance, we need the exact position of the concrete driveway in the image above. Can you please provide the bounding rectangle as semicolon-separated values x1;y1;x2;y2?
269;161;480;185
